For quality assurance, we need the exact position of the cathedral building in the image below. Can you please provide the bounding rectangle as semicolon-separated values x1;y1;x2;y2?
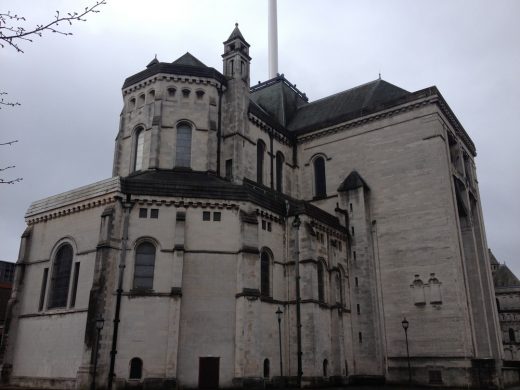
1;25;507;389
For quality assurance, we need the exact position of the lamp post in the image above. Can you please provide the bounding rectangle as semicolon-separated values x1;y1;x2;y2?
401;317;411;385
91;316;104;390
276;306;283;387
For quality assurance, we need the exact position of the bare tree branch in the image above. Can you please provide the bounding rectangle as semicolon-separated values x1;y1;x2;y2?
0;177;23;184
0;1;106;53
0;92;20;108
0;140;18;146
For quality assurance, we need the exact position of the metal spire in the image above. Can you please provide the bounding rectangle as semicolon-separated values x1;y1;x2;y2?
268;0;278;79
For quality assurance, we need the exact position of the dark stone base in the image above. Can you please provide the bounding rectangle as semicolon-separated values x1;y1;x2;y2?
122;377;176;390
348;375;386;386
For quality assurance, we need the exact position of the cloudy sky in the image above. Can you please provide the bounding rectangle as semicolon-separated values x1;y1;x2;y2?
1;0;519;274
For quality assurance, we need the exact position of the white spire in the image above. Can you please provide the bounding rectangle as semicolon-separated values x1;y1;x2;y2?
268;0;278;79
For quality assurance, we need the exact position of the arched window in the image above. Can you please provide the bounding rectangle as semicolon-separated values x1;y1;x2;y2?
317;261;325;303
509;328;516;343
147;89;155;102
263;359;270;378
175;123;192;168
129;357;143;379
133;242;156;290
314;156;326;198
48;244;74;309
323;359;328;377
133;127;145;172
260;250;270;297
496;298;501;311
257;140;266;185
276;152;284;192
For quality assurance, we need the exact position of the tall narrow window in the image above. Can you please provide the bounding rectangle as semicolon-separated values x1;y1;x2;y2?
133;242;156;290
48;244;73;309
260;251;270;297
134;128;145;172
69;262;80;308
129;358;143;379
257;140;266;185
176;123;192;168
314;156;326;198
510;328;516;343
317;261;325;302
38;268;49;311
276;152;284;192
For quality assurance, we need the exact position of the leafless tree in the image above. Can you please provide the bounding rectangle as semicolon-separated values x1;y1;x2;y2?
0;1;106;53
1;1;106;184
0;141;22;184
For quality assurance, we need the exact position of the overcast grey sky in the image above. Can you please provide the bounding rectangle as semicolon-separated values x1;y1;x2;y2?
1;0;519;274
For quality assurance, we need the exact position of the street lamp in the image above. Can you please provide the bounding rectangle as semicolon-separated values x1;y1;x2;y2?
91;316;105;390
401;317;411;385
276;307;284;387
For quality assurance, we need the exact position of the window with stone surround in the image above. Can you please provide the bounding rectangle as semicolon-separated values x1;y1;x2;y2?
317;260;325;303
313;156;327;198
133;127;145;172
48;244;74;309
133;242;156;290
276;151;284;192
260;250;271;297
175;123;192;168
257;140;266;185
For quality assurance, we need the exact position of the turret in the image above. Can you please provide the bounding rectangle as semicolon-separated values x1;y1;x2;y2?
222;23;251;86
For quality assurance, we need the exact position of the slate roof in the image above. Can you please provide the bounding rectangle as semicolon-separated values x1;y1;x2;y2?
172;52;208;67
338;171;370;192
123;53;227;89
287;79;409;133
224;23;249;46
489;249;500;265
493;264;520;288
121;170;344;231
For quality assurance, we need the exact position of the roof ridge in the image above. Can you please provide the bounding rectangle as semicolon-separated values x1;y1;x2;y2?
299;79;381;107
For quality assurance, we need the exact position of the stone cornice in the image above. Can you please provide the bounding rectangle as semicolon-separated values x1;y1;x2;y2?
123;74;224;95
297;96;436;145
296;88;476;156
26;197;118;225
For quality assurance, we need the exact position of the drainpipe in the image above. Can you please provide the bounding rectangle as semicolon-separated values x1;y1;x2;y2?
292;215;303;387
216;84;223;177
269;133;274;189
107;194;133;390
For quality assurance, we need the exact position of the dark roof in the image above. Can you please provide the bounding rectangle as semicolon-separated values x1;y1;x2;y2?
172;52;208;67
224;23;249;46
287;79;409;133
147;56;159;68
493;264;520;288
489;249;500;265
123;53;227;89
248;100;294;141
338;171;369;192
250;75;308;127
121;170;344;231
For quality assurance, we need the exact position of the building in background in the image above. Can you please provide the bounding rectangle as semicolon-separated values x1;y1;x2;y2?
0;261;15;343
491;249;520;363
0;26;508;389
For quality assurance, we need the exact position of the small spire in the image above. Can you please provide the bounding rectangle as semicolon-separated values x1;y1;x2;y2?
235;22;239;27
378;71;381;80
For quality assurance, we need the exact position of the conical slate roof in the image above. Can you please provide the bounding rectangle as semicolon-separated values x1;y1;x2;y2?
224;23;249;46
